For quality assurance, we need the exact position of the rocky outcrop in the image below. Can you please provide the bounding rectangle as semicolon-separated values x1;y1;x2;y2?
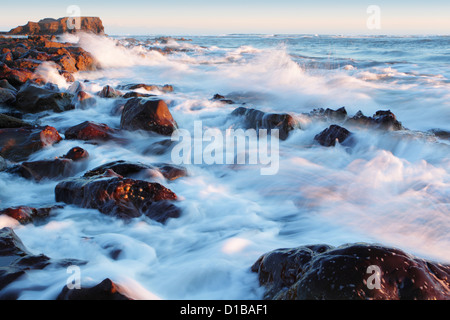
230;106;297;141
15;83;75;113
251;243;450;300
120;98;178;136
345;110;404;131
8;17;104;35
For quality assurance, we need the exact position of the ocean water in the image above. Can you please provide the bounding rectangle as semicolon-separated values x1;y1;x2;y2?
0;33;449;300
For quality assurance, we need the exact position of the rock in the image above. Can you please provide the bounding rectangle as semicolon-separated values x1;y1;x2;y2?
56;278;131;300
309;107;348;122
55;173;181;223
52;54;77;73
0;87;16;104
0;206;60;225
251;243;450;300
0;227;86;298
211;93;234;104
11;158;76;181
120;98;178;136
0;126;62;162
118;83;174;93
429;129;450;140
62;146;89;161
122;92;155;99
230;106;297;141
83;160;187;181
0;113;31;129
76;91;96;108
98;85;123;98
345;110;404;131
15;83;75;113
7;17;105;35
64;121;116;141
314;124;353;147
0;79;17;92
0;156;6;171
0;63;34;87
11;58;42;71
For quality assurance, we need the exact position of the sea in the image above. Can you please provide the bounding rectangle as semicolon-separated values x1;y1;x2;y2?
0;33;449;299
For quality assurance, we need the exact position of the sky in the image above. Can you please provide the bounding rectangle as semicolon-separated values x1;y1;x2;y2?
1;0;449;35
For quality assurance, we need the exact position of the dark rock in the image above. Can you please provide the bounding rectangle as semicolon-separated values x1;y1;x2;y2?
64;121;116;141
122;92;155;99
0;88;17;104
83;160;187;181
429;129;450;140
0;113;31;129
345;110;404;131
211;93;234;104
56;278;131;300
0;227;86;297
310;107;348;122
118;83;173;93
8;17;105;35
231;106;297;141
251;243;450;300
0;79;17;92
314;124;353;147
120;98;178;136
55;173;181;223
0;126;62;162
15;83;75;113
11;158;76;181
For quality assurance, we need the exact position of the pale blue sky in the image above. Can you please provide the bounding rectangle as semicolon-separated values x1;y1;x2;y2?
1;0;449;35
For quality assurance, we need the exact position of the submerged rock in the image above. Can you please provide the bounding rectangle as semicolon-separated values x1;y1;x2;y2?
97;85;123;98
314;124;353;147
0;113;31;129
56;278;131;300
0;126;62;162
230;106;297;141
251;243;450;300
55;171;181;223
118;83;174;93
120;98;178;136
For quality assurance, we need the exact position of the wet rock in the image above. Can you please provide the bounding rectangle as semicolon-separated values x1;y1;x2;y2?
345;110;404;131
0;125;62;162
120;98;178;136
76;91;96;108
64;121;116;141
0;156;6;171
55;173;181;223
0;79;17;92
429;129;450;140
314;124;353;147
52;54;77;73
62;146;89;161
98;85;123;98
309;107;348;122
11;158;76;181
0;113;31;129
251;243;450;300
0;206;61;225
56;278;131;300
231;106;297;141
15;83;75;113
0;88;16;104
122;91;155;99
118;83;174;93
211;93;234;104
0;63;33;87
83;160;187;181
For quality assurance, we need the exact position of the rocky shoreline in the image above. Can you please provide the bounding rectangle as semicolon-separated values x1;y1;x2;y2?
1;18;449;300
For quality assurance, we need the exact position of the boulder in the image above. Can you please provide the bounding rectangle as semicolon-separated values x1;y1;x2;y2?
231;106;297;141
0;126;62;162
98;85;122;98
314;124;353;147
55;171;181;223
251;243;450;300
56;278;131;300
211;93;234;104
62;146;89;161
118;83;173;93
64;121;116;141
15;83;75;113
120;98;178;136
0;63;33;87
11;158;76;181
